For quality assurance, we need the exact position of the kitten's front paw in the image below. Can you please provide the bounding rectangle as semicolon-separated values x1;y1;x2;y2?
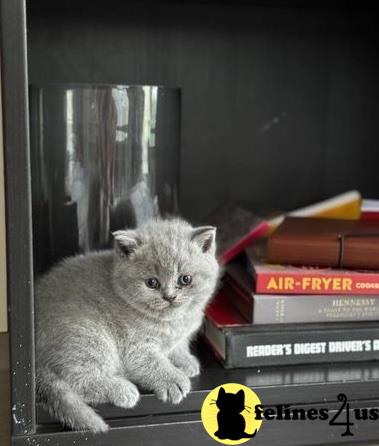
183;354;200;377
154;370;191;404
172;353;201;378
110;377;140;409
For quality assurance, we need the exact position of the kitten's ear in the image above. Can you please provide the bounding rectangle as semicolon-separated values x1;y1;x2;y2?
218;387;226;399
191;226;216;254
112;230;140;258
236;389;245;403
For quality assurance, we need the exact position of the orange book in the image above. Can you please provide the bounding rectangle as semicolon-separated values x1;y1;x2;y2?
250;261;379;296
244;235;379;295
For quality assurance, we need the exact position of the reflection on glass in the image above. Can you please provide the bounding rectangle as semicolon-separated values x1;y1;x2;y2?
30;84;181;274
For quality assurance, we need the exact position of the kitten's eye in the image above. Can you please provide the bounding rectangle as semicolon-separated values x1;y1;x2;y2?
146;277;160;289
178;275;192;286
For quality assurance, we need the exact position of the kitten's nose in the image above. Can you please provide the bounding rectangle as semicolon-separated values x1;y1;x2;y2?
162;295;177;303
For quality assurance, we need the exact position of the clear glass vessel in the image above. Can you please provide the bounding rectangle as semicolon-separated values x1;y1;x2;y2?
29;84;181;273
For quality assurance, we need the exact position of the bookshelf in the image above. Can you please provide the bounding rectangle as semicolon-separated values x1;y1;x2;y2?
0;58;7;334
2;0;379;445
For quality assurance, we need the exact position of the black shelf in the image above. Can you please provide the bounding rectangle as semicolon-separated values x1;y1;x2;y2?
2;0;379;445
27;0;379;222
35;340;379;446
37;340;379;425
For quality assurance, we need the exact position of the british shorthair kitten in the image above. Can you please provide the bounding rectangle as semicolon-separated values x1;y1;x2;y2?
36;218;220;432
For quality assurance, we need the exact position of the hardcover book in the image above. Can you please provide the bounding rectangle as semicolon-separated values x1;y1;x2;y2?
267;216;379;270
204;320;379;368
205;287;250;327
267;189;361;231
222;270;379;324
205;191;361;265
361;199;379;222
245;244;379;296
251;261;379;296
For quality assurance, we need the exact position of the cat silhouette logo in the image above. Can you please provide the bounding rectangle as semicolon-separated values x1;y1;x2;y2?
201;383;263;444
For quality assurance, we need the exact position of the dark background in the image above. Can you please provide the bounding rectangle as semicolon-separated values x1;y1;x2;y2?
27;0;379;221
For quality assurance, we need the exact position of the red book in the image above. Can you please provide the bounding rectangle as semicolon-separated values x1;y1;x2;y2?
205;288;250;327
361;212;379;222
251;261;379;295
224;263;379;324
361;199;379;222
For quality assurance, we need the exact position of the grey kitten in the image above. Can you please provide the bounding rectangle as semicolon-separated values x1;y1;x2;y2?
36;218;219;432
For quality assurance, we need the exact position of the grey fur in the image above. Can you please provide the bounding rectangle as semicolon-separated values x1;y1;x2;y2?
36;218;220;432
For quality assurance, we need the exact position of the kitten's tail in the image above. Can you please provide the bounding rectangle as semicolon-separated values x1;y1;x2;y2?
37;368;109;433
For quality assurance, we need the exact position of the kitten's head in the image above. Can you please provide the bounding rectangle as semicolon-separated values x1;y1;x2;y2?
111;218;220;318
216;387;245;414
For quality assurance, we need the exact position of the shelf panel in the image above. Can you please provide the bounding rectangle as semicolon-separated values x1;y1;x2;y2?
37;340;379;425
26;0;379;222
26;399;379;446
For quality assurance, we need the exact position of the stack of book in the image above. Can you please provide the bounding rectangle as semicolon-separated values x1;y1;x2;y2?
204;192;379;368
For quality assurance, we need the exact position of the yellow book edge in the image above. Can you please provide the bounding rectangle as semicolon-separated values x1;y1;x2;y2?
267;190;361;234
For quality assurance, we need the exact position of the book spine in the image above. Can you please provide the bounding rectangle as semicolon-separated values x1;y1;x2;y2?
361;211;379;222
253;295;379;324
255;271;379;295
221;277;379;324
222;277;254;323
224;327;379;368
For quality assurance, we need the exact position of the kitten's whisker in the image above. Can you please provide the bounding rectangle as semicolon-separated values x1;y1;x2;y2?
245;405;252;409
244;408;251;413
